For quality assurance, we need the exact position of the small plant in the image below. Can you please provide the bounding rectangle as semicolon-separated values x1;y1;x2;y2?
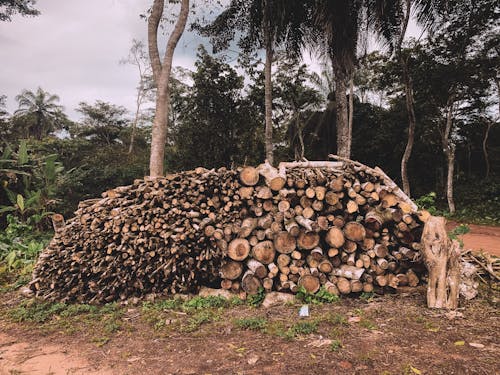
329;339;343;352
247;287;266;307
234;317;267;331
296;286;340;304
288;320;319;336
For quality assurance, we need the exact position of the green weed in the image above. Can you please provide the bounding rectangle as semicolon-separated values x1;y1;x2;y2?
234;317;267;331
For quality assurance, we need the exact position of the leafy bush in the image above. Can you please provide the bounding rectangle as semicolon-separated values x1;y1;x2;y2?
246;287;266;307
296;286;340;304
0;215;50;279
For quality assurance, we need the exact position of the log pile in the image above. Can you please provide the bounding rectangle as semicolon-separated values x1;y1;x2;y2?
30;158;427;303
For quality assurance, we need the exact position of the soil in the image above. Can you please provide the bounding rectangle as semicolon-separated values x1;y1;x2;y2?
447;222;500;256
1;289;499;375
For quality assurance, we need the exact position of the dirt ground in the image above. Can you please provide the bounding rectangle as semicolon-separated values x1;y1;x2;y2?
1;288;499;375
0;223;498;375
447;222;500;256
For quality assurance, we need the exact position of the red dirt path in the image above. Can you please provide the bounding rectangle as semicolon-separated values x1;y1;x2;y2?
447;222;500;256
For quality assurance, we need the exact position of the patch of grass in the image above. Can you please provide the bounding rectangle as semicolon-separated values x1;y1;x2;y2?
7;299;123;336
180;309;221;333
182;295;229;310
360;317;377;330
324;312;348;326
288;320;319;336
264;321;292;339
234;317;267;331
329;339;343;352
8;300;68;323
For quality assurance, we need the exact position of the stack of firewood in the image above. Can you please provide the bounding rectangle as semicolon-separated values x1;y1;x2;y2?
30;157;427;303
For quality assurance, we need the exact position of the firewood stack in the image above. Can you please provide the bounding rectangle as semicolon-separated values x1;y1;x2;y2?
30;157;427;303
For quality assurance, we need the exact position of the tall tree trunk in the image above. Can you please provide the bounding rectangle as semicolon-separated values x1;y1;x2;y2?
347;76;354;157
148;0;189;177
334;72;349;158
482;120;492;179
443;97;456;213
263;0;274;165
400;59;416;197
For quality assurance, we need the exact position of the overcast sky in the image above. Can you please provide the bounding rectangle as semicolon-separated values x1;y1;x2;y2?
0;0;207;120
0;1;421;121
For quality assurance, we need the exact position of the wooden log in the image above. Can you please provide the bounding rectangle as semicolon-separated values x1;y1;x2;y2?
350;279;363;293
227;238;250;261
325;227;345;248
252;240;276;264
242;270;262;294
318;259;333;274
239;218;257;238
297;231;320;250
336;277;351;294
331;265;365;280
277;254;291;267
343;221;366;242
240;166;260;186
220;261;243;280
324;281;339;295
325;191;339;205
247;259;268;278
298;275;320;293
274;231;296;254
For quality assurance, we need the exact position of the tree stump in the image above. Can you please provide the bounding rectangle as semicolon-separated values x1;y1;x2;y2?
421;216;461;309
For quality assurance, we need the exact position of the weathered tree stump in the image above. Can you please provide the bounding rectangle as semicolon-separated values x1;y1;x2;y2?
421;216;461;309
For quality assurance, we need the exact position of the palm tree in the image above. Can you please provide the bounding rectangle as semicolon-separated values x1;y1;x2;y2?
14;87;64;140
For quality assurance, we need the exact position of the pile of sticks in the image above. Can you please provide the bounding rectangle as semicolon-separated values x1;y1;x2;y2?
30;157;427;303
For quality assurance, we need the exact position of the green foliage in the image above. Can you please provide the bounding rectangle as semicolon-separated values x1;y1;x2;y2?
0;215;49;276
234;317;267;331
415;192;439;214
448;224;470;247
246;287;266;307
181;295;229;310
296;286;340;304
172;46;264;170
8;300;67;323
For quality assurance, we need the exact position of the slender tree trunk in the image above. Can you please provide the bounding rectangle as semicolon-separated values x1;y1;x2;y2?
148;0;189;177
347;76;354;157
443;97;456;213
398;0;413;196
334;73;349;158
129;88;144;154
482;120;492;179
400;59;416;197
263;0;274;165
